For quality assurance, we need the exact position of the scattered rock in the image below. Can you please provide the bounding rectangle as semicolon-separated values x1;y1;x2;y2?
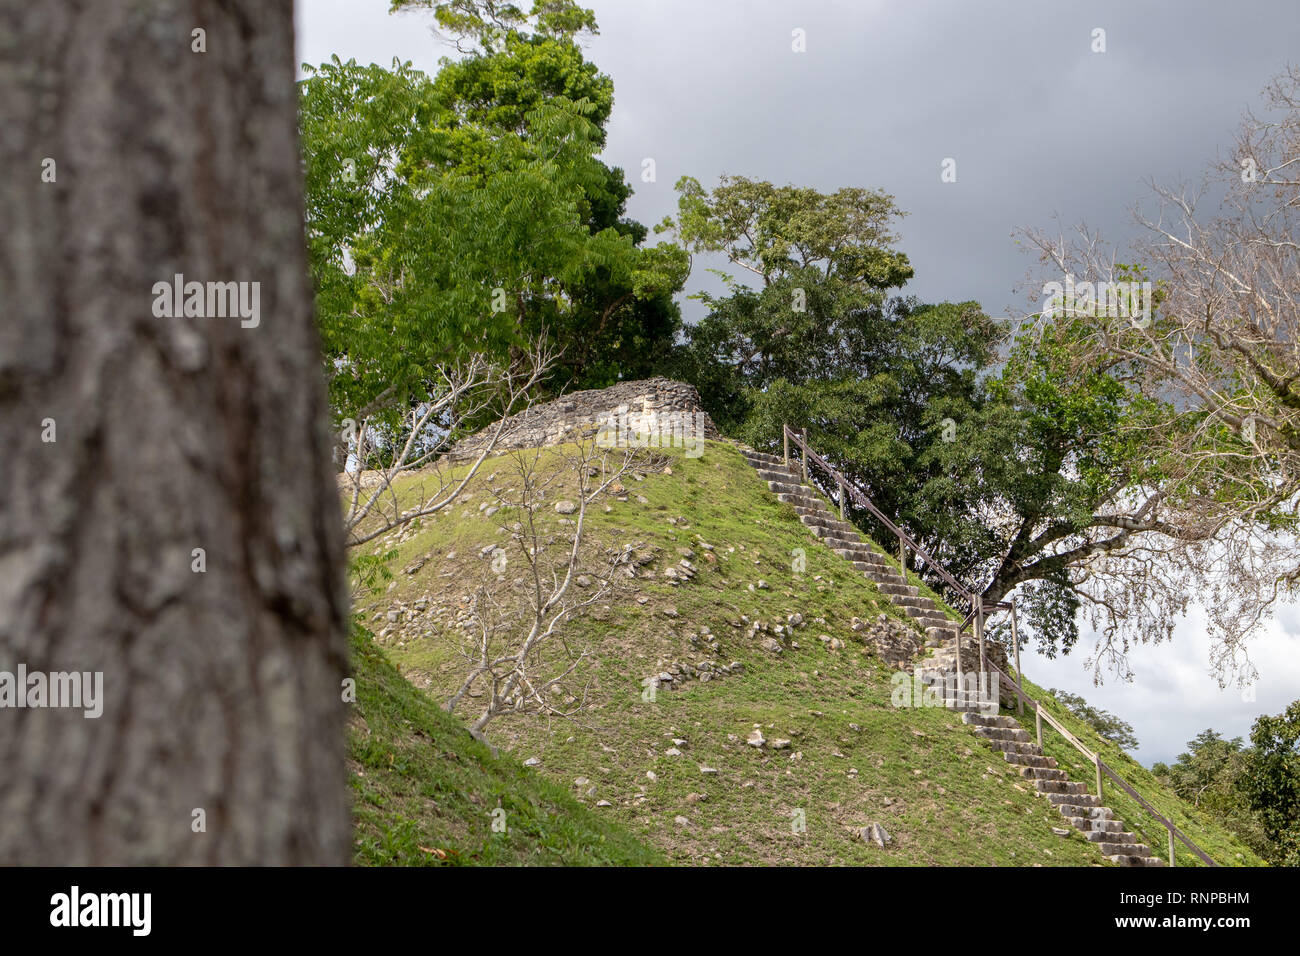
674;815;690;827
523;757;541;767
555;500;577;514
746;728;766;748
858;822;892;847
771;739;792;750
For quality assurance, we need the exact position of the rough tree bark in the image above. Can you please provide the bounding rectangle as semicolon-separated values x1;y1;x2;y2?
0;1;350;863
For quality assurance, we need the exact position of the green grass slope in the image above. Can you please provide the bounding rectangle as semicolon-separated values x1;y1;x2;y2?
352;439;1263;866
348;622;664;865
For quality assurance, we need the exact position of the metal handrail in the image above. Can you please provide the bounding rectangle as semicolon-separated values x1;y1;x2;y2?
989;659;1218;866
780;422;1219;868
783;425;978;603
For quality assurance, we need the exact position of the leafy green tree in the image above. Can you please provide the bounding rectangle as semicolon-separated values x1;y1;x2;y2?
1047;689;1140;750
300;1;686;441
1151;729;1273;863
1242;701;1300;866
663;175;1230;665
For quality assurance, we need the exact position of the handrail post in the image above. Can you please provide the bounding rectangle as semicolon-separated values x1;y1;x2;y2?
1095;755;1103;802
838;480;845;520
1168;829;1176;867
1011;597;1023;717
898;533;907;571
800;428;808;483
783;425;789;467
1035;704;1042;749
953;596;970;708
976;599;986;697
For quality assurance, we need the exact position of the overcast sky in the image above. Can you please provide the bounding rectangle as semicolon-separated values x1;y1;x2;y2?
296;0;1300;766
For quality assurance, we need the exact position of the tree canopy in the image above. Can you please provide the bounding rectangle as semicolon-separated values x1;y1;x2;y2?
300;1;686;434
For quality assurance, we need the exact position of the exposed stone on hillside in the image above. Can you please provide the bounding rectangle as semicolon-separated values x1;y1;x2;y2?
449;378;721;459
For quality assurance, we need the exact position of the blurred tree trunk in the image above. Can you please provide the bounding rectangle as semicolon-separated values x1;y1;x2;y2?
0;0;350;863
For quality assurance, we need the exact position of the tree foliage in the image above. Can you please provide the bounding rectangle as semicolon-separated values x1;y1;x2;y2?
1047;689;1140;750
1013;67;1300;677
1242;701;1300;866
300;0;686;436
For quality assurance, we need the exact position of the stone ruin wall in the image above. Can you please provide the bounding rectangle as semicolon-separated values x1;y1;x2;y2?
450;377;721;459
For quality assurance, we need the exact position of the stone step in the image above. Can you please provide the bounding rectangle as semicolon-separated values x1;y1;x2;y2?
775;488;819;503
1055;802;1112;819
802;516;856;535
896;595;938;612
1018;766;1068;781
742;450;787;467
875;579;919;595
1036;779;1089;796
911;613;953;629
973;726;1031;743
878;582;918;596
1044;792;1101;808
835;547;884;564
925;626;959;644
1108;854;1166;867
988;740;1045;756
961;713;1018;729
755;467;800;483
1065;816;1123;833
1003;752;1057;770
1096;842;1152;858
1084;830;1138;844
869;580;912;597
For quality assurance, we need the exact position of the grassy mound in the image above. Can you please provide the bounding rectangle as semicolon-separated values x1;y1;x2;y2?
349;439;1264;866
348;622;664;865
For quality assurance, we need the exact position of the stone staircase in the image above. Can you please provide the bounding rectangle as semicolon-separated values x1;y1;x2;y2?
738;445;1166;867
961;712;1165;866
739;448;959;647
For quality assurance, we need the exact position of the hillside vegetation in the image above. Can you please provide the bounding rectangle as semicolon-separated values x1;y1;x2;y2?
349;439;1265;866
348;621;664;865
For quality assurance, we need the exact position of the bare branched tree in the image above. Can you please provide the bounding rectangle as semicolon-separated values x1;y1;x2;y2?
340;341;555;548
1010;67;1300;682
444;439;657;745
